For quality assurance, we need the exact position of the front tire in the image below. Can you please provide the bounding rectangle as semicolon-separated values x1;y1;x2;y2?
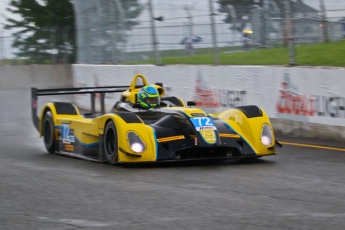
104;121;118;164
42;111;55;153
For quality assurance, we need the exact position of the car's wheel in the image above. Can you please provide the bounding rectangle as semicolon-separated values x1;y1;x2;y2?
42;111;55;153
104;121;118;164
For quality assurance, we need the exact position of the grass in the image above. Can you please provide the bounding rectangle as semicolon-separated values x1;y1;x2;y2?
122;40;345;67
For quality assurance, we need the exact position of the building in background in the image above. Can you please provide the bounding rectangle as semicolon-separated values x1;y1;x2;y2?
251;0;344;46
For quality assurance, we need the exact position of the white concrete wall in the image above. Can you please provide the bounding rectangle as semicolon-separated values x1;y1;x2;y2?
1;64;343;141
73;64;345;141
0;64;73;90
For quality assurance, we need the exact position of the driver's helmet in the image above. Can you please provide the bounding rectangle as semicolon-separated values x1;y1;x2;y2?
137;85;160;109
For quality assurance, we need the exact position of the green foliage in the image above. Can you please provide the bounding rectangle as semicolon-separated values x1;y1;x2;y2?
216;0;257;32
123;0;143;30
216;0;300;32
121;41;345;67
3;0;143;64
4;0;75;63
100;0;143;59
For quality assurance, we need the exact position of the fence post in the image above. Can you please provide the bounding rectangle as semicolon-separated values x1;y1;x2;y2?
114;0;126;62
319;0;329;43
148;0;161;65
0;30;3;65
184;4;195;55
285;0;296;66
50;27;57;64
63;26;70;64
209;0;219;65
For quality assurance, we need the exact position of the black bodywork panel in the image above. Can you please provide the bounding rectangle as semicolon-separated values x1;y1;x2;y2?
236;105;263;118
112;100;261;161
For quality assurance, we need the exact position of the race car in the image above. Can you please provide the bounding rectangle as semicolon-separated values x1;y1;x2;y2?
31;74;282;164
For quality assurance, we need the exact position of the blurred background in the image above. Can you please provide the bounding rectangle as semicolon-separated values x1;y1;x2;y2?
0;0;344;66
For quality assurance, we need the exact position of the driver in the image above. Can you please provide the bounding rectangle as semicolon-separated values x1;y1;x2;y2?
137;85;161;109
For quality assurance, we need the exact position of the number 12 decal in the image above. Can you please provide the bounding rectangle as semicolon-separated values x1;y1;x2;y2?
190;117;216;131
190;117;217;144
194;117;212;126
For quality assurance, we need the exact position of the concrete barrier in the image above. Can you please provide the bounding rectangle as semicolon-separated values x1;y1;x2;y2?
0;64;73;90
72;64;345;142
2;64;343;141
271;119;345;141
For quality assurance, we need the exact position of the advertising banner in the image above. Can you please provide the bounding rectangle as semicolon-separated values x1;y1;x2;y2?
73;65;345;127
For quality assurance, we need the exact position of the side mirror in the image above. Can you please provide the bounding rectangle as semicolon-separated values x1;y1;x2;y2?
187;101;196;107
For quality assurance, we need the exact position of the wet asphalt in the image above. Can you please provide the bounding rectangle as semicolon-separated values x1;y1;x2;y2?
1;89;345;230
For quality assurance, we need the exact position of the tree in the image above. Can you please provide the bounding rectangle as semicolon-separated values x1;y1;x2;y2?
111;1;142;51
217;0;301;47
217;0;258;33
216;0;292;32
97;0;143;63
66;0;143;64
3;0;75;64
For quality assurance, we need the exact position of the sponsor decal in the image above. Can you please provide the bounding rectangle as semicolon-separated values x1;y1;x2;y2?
277;71;345;118
190;117;217;144
190;117;217;131
64;144;74;151
200;126;215;130
200;130;215;137
219;133;240;138
61;123;75;144
194;72;247;108
157;135;185;143
200;130;216;143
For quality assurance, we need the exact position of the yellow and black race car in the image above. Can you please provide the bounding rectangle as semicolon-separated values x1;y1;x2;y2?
31;74;281;164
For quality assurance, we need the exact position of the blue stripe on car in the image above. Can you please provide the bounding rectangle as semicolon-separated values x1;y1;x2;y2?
220;121;256;154
55;125;98;147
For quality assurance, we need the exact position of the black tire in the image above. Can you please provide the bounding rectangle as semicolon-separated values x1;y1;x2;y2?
42;111;55;153
104;121;118;164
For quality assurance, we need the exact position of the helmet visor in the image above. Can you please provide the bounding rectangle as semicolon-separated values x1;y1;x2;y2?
144;96;160;105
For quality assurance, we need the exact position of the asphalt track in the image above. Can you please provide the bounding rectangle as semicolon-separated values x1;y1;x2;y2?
1;89;345;230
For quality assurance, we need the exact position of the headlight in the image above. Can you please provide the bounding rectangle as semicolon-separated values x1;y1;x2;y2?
261;124;273;146
127;131;146;153
131;143;144;153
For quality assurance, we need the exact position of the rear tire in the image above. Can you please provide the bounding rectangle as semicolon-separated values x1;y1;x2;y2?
104;121;118;164
42;111;55;153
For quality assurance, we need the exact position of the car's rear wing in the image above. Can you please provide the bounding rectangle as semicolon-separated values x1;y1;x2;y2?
31;85;135;131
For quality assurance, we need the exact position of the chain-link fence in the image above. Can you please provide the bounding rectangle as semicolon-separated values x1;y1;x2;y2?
1;0;345;65
0;26;75;65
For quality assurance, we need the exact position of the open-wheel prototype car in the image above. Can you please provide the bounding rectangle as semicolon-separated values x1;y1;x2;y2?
31;74;282;164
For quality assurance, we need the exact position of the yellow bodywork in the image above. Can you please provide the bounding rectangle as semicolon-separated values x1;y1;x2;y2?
212;108;276;156
39;103;159;163
120;74;165;104
37;73;279;163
